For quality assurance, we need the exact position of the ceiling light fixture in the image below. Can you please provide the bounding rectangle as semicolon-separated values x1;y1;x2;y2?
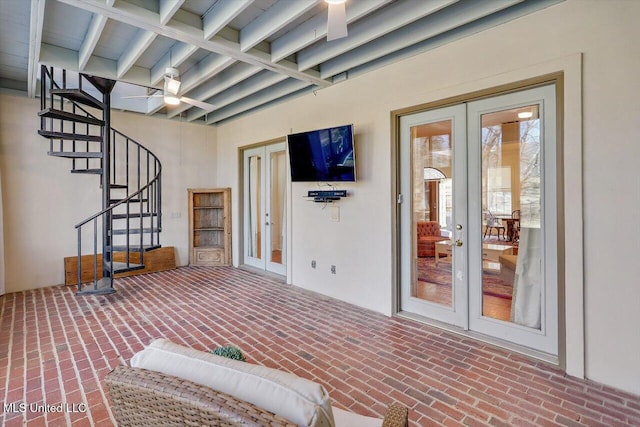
326;0;348;41
163;94;180;105
518;111;533;119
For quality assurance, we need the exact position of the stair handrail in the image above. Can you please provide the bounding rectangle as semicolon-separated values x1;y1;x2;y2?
73;131;162;229
41;66;100;119
39;65;163;293
74;128;162;291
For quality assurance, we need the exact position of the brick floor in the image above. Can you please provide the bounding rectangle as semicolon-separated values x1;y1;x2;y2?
1;266;639;426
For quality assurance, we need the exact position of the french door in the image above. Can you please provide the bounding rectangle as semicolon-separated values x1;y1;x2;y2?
243;143;287;275
399;85;558;355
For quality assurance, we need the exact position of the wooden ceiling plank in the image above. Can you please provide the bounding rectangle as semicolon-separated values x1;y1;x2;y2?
203;0;254;40
239;0;320;53
159;0;185;26
78;14;108;71
271;0;392;63
297;0;458;71
320;0;522;79
27;0;46;97
116;30;157;78
149;42;199;86
57;0;331;87
205;79;312;125
185;71;287;121
179;54;235;94
166;62;261;118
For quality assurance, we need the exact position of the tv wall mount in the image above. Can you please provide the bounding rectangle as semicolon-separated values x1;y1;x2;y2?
307;190;348;203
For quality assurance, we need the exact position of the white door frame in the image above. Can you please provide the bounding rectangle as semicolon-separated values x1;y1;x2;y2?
399;104;468;328
242;142;287;276
467;84;558;355
398;84;558;356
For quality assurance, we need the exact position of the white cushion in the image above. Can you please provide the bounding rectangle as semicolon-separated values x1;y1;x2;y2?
333;407;382;427
130;339;335;427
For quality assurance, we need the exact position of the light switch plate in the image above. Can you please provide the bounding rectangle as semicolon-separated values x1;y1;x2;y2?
330;206;340;222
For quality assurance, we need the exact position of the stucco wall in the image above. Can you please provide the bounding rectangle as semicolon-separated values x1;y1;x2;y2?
214;0;640;395
0;93;217;292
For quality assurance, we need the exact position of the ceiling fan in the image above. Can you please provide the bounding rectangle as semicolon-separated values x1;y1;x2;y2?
122;68;216;111
326;0;348;41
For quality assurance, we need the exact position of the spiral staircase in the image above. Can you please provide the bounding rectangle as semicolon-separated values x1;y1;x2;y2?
38;65;162;295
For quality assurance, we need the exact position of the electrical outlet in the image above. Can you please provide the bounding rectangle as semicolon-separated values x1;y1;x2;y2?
331;265;336;274
169;212;181;219
311;260;316;268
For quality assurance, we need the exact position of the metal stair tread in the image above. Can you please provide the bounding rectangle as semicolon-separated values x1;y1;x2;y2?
50;88;105;110
111;212;157;219
110;227;154;235
83;75;116;95
112;262;145;274
38;108;104;126
108;244;161;252
71;168;102;174
109;198;148;204
38;130;102;142
48;151;102;159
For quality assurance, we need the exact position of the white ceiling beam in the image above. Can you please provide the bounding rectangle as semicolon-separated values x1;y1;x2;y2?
159;0;184;25
320;0;522;79
186;71;288;122
179;54;235;94
145;90;166;115
240;0;320;52
205;79;312;125
166;62;261;118
27;0;46;98
78;14;108;70
203;0;254;40
149;42;199;86
297;0;458;71
40;43;153;88
117;29;157;78
271;0;392;63
57;0;331;88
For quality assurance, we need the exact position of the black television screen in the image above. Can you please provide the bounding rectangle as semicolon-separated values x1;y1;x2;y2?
287;124;356;182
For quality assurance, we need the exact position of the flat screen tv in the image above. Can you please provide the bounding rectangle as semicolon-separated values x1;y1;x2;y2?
287;124;356;182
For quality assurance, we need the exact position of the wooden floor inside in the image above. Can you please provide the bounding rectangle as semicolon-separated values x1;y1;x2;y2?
1;266;639;426
415;280;512;321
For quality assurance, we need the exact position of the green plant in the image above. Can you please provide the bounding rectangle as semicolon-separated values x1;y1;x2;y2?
210;345;245;361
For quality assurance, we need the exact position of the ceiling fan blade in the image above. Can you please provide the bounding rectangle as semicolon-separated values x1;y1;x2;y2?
327;2;348;42
180;96;216;111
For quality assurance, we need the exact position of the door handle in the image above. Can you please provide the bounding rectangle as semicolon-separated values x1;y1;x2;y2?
454;239;463;247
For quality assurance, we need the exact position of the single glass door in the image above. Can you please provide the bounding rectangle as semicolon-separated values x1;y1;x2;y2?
243;142;287;275
399;104;467;327
467;85;558;354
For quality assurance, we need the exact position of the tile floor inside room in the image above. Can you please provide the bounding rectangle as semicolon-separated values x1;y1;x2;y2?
1;266;640;426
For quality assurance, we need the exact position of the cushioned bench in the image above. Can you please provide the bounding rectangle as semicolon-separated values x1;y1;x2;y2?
106;339;409;427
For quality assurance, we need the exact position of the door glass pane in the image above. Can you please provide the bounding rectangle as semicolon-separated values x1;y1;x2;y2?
269;151;286;267
412;120;453;307
480;105;542;327
248;155;262;259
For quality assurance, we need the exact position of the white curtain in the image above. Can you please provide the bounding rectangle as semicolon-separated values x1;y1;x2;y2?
0;170;5;296
510;227;542;328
